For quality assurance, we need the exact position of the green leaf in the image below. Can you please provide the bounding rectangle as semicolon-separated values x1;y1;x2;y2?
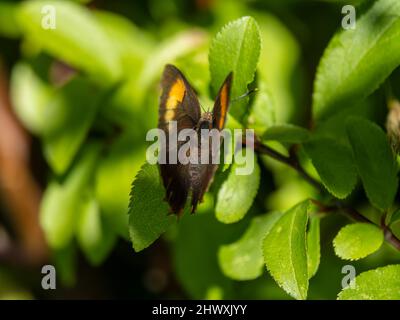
215;149;260;223
304;138;357;199
76;196;117;266
128;163;177;252
307;216;321;279
96;134;145;239
209;16;261;120
40;143;101;249
313;0;400;119
43;77;100;174
10;63;53;135
218;212;282;281
333;223;384;260
338;265;400;300
262;124;310;144
263;200;310;300
18;0;121;84
346;117;398;210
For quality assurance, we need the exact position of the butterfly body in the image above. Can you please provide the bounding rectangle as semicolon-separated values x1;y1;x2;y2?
158;64;232;215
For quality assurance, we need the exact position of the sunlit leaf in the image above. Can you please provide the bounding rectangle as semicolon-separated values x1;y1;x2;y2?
307;216;321;279
333;223;384;260
338;265;400;300
215;149;260;224
209;16;261;121
313;0;400;119
263;200;310;300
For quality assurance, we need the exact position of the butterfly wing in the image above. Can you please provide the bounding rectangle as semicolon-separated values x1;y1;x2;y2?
158;64;201;214
212;72;233;130
190;72;233;213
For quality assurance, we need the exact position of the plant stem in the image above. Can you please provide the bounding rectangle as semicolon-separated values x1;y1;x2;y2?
252;138;400;252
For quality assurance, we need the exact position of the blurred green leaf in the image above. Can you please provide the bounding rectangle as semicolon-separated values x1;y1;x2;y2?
218;212;282;281
304;138;357;199
338;265;400;299
333;223;384;260
40;143;101;249
0;2;20;38
128;163;177;252
77;196;117;266
96;134;145;239
307;216;321;279
262;124;310;144
346;117;398;210
313;0;400;120
10;62;53;135
43;77;100;174
18;0;121;83
215;149;260;223
263;200;310;300
94;10;154;74
209;16;261;120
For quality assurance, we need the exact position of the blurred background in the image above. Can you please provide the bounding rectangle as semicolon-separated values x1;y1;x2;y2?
0;0;398;300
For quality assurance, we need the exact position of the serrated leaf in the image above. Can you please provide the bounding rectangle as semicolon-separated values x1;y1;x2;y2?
43;77;100;174
338;265;400;300
313;0;400;119
18;0;121;84
262;124;310;144
346;117;398;210
128;163;176;252
40;144;101;249
333;223;384;260
218;212;282;281
76;196;116;266
307;216;320;279
263;200;310;300
304;138;357;199
215;149;260;224
209;16;261;121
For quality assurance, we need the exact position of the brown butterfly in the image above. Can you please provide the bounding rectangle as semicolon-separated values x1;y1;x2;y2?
158;64;232;215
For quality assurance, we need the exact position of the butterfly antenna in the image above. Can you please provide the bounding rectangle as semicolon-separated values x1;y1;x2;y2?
231;88;259;103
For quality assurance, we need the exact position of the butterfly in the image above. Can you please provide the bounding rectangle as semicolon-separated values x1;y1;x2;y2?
158;64;232;215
